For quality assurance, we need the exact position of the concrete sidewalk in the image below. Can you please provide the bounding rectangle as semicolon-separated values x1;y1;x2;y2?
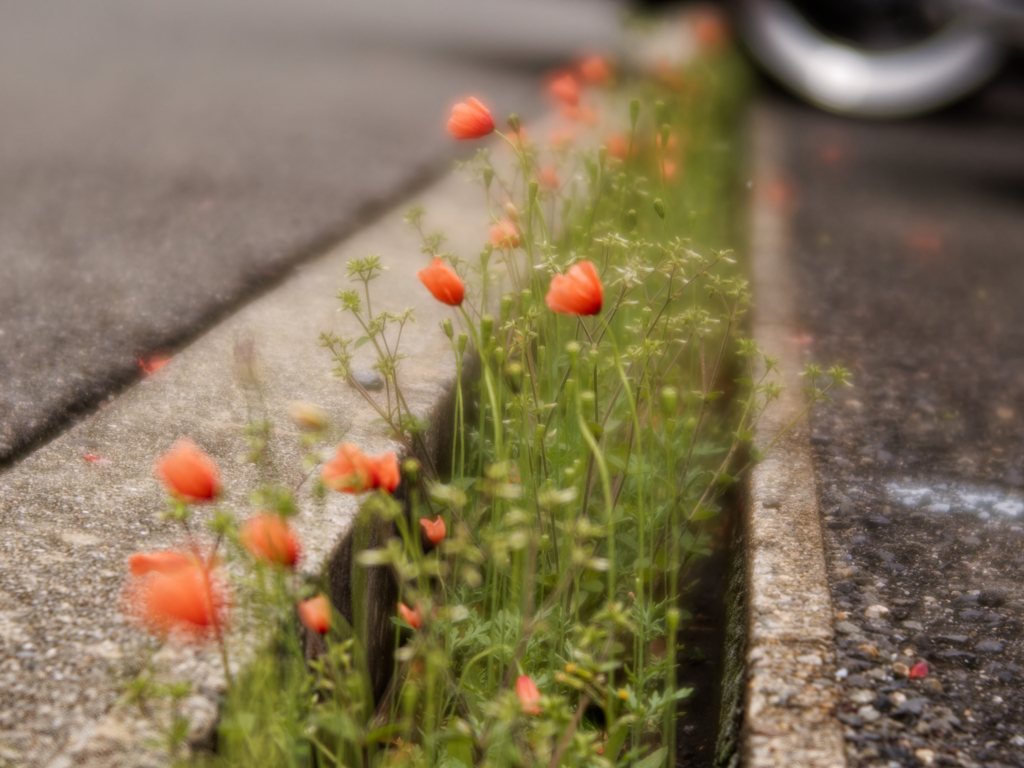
0;0;621;466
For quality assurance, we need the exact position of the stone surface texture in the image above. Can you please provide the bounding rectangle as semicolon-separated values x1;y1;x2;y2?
0;168;488;767
743;104;847;768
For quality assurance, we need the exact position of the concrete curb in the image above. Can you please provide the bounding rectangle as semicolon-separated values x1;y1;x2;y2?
0;167;491;767
741;103;847;768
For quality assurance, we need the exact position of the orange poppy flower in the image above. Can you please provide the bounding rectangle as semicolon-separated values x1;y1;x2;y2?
578;55;612;85
692;9;729;53
298;594;331;635
154;438;221;503
561;103;598;125
139;353;170;375
367;451;401;493
545;261;603;316
417;258;465;306
538;166;560;190
129;550;193;577
661;159;678;182
489;220;520;249
549;127;576;149
447;97;495;140
606;133;629;161
398;602;423;630
124;556;228;643
548;72;580;107
419;517;446;546
239;512;302;568
322;443;373;493
516;675;542;715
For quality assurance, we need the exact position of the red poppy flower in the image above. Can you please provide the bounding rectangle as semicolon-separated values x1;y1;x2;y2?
398;602;423;630
124;556;228;643
154;438;222;503
548;72;580;107
419;517;446;546
489;220;520;249
578;55;612;85
545;261;603;316
322;443;374;493
417;258;465;306
239;513;302;568
367;451;400;493
447;97;495;140
516;675;542;715
298;595;331;635
909;661;929;679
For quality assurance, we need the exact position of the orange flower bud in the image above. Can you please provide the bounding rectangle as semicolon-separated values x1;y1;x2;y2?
545;261;603;316
367;451;401;493
447;97;495;140
417;257;465;306
298;594;331;635
398;602;423;630
516;675;542;715
124;554;228;643
548;72;580;107
239;513;302;568
578;55;612;85
419;517;446;546
322;443;373;493
154;438;221;503
489;220;520;249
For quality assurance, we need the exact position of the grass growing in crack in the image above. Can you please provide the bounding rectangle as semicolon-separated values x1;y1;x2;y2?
118;16;849;768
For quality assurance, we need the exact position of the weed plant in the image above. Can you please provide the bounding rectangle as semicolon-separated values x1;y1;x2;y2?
121;20;848;768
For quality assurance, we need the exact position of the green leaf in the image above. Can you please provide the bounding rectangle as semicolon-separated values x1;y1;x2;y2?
354;335;370;349
634;747;669;768
691;506;717;521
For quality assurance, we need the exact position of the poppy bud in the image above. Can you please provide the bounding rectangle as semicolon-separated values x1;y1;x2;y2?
240;513;302;568
660;386;679;417
507;113;521;133
516;675;542;715
398;602;423;629
442;318;454;339
419;517;446;547
653;198;666;219
447;97;495;140
418;258;465;306
298;594;331;635
154;438;221;503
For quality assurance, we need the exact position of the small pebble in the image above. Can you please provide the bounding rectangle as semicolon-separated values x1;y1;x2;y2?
856;705;881;723
864;604;890;620
350;370;385;391
975;639;1004;653
914;748;935;766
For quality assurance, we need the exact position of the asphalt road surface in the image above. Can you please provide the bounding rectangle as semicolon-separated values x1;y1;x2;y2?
772;59;1024;766
0;0;620;465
